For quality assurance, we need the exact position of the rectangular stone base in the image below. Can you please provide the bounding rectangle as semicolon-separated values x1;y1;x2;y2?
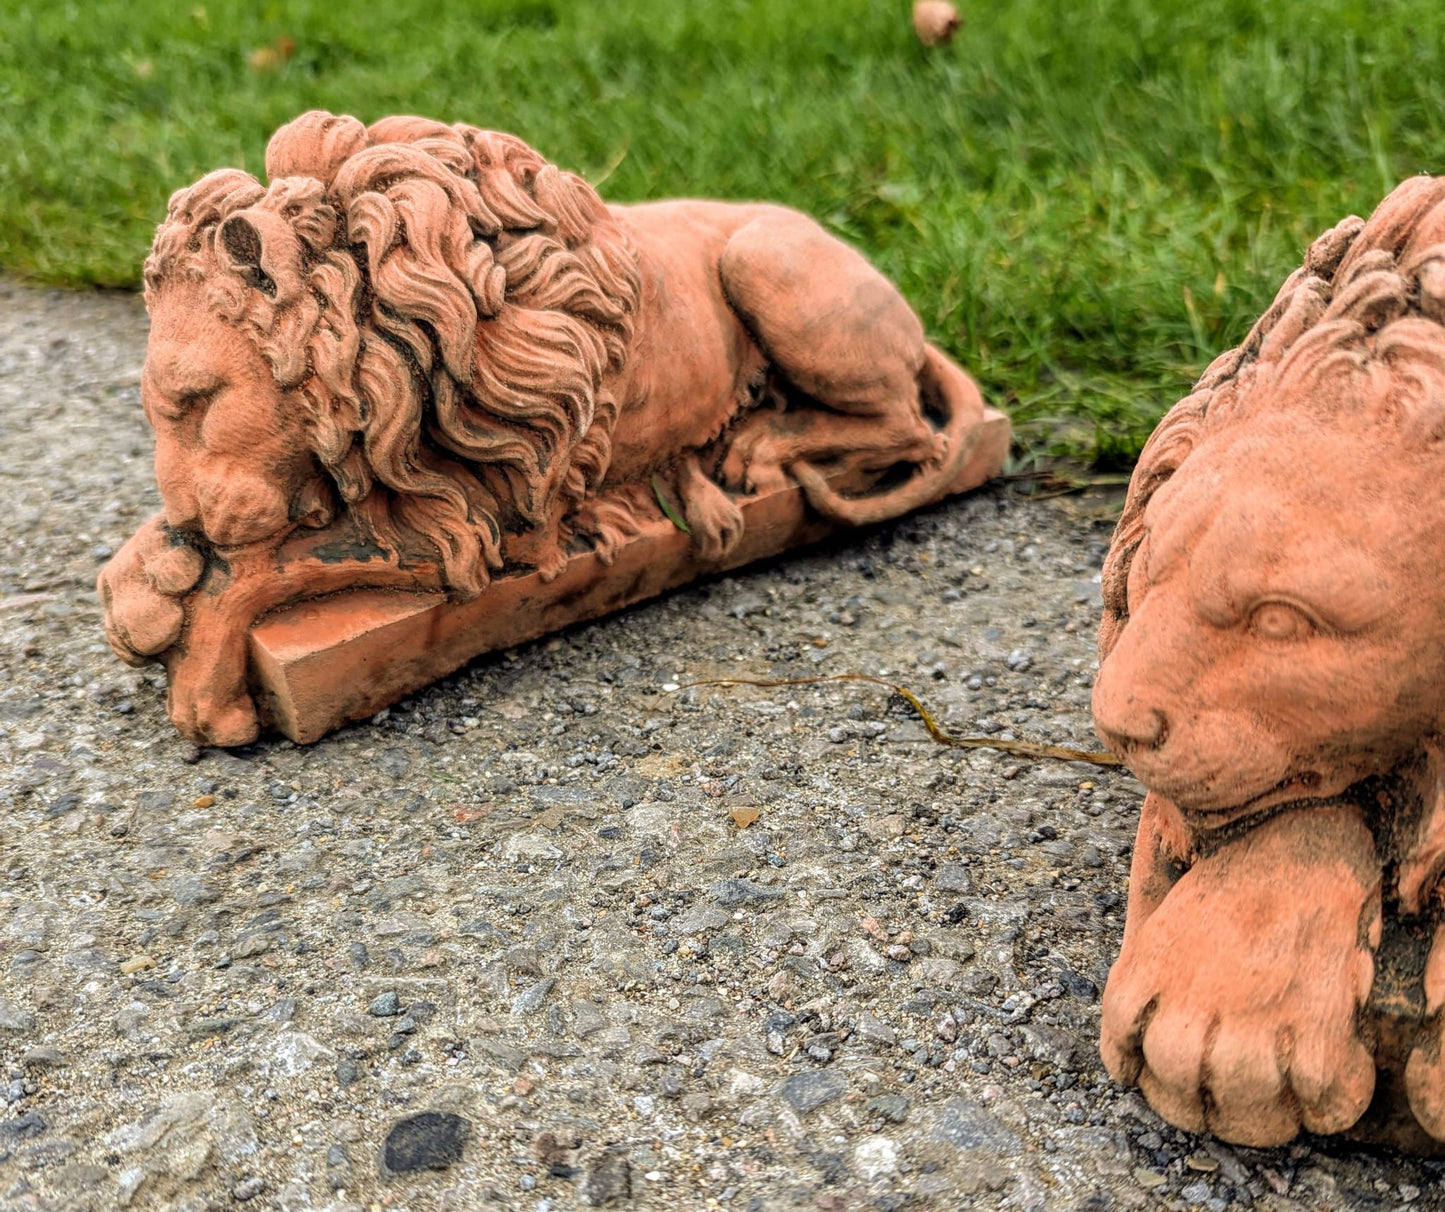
249;409;1010;742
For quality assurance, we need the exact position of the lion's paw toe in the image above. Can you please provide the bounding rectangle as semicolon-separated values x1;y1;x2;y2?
146;542;206;596
1106;980;1375;1145
110;590;186;659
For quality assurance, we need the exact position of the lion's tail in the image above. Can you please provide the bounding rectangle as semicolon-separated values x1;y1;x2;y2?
788;345;986;527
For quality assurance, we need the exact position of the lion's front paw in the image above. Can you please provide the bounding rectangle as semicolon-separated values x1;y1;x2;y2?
1102;804;1381;1145
682;478;745;563
98;517;206;664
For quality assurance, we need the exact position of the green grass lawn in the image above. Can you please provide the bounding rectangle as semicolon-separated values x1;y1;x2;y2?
3;0;1443;460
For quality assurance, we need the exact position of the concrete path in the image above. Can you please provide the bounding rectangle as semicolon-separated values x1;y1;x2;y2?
0;280;1434;1209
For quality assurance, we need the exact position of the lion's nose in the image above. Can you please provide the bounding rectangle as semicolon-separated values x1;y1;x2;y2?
1092;669;1169;755
1095;708;1168;755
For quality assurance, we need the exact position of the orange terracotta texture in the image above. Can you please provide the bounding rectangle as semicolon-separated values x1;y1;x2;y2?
98;109;1008;747
1093;176;1445;1151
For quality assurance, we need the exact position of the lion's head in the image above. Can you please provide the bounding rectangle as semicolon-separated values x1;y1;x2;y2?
1094;176;1445;821
141;110;641;597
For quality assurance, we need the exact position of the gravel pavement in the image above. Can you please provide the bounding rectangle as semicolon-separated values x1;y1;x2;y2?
1;278;1442;1210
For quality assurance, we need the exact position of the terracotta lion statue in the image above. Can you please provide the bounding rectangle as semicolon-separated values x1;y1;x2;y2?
99;110;985;745
1093;175;1445;1149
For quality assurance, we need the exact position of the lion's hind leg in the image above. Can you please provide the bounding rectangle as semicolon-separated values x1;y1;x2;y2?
717;208;938;472
716;207;979;518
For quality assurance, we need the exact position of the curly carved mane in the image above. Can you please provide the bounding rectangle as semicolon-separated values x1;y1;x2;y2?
144;110;642;598
1100;175;1445;659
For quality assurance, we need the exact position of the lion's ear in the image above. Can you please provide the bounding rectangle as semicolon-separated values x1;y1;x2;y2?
218;210;306;304
218;214;274;295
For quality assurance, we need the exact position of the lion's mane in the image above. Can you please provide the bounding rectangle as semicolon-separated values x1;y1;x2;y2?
1100;175;1445;659
144;110;642;598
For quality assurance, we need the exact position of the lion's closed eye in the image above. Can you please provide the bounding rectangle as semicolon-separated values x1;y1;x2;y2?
1248;600;1318;642
179;387;220;412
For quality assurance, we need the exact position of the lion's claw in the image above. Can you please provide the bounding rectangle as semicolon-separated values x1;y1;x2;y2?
1102;804;1381;1146
167;684;260;748
534;543;570;584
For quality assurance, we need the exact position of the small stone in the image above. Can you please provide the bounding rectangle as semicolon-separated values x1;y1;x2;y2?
0;1001;36;1033
729;805;761;829
471;1037;526;1072
572;1000;606;1038
1133;1167;1167;1190
709;878;784;907
854;1013;896;1047
185;1015;242;1039
933;862;971;894
232;1176;264;1201
854;1136;898;1179
584;1148;632;1206
1057;966;1098;1001
272;1032;335;1076
265;996;297;1024
327;1143;355;1190
932;1098;1022;1153
0;1111;46;1141
369;991;402;1017
866;813;907;840
680;1092;712;1120
778;1070;848;1113
382;1111;471;1174
511;977;556;1015
21;1046;64;1068
866;1094;909;1124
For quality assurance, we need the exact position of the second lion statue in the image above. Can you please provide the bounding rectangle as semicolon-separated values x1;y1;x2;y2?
99;110;990;745
1094;175;1445;1151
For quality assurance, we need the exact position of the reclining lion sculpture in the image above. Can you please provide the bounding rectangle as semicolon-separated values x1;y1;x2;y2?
1094;175;1445;1150
99;110;1003;746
